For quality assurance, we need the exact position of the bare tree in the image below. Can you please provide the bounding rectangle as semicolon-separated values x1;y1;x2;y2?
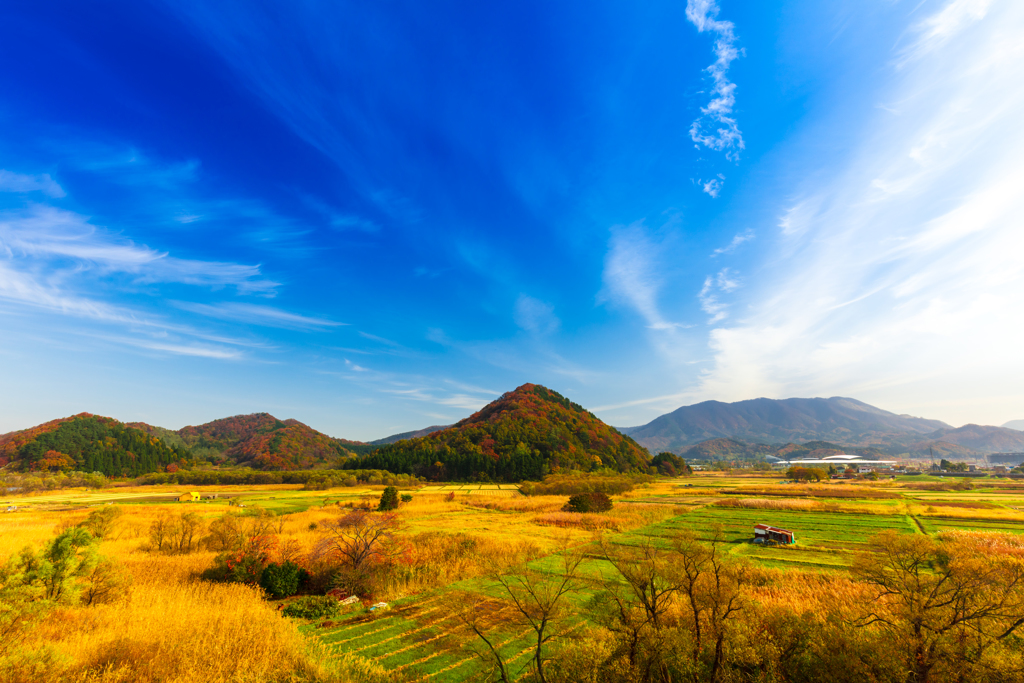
599;537;682;682
673;527;746;683
490;544;585;683
313;509;405;595
314;509;404;570
174;512;205;554
452;595;513;683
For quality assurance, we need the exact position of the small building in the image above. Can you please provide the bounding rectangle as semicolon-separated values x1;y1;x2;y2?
178;492;201;503
754;523;795;545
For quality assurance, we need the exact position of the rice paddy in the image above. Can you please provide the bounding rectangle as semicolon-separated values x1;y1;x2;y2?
6;472;1024;681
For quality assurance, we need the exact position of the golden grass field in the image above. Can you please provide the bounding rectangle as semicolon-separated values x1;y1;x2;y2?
3;473;1024;682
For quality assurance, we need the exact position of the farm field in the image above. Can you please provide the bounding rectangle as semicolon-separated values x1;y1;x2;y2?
303;475;1024;681
4;473;1024;682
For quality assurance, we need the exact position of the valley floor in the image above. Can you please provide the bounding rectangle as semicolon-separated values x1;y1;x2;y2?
3;473;1024;682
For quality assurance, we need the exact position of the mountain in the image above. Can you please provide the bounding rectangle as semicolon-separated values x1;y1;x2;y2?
902;440;982;460
0;413;188;476
620;396;951;453
1003;420;1024;431
370;425;449;446
681;438;777;461
174;413;363;470
917;424;1024;453
348;383;650;481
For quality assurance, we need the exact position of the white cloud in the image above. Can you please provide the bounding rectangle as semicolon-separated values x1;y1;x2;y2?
0;170;65;198
600;222;668;329
701;177;723;198
712;229;754;256
0;205;278;294
697;0;1024;426
513;294;560;335
172;301;345;330
686;0;744;161
698;268;739;324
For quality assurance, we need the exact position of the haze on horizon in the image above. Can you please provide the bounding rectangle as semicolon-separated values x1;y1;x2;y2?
1;0;1022;441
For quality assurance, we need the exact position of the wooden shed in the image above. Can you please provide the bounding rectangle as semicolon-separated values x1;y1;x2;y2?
754;523;795;545
178;492;201;503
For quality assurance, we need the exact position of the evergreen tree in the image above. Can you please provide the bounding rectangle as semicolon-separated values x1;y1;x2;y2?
377;486;399;511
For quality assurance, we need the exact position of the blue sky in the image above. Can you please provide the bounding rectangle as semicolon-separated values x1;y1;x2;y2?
1;0;1022;439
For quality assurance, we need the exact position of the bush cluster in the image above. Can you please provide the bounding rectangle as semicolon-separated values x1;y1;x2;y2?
259;561;310;599
521;473;647;497
281;595;342;619
562;491;613;513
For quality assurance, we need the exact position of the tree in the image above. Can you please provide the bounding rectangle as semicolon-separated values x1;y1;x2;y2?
313;509;404;595
673;528;747;683
596;537;683;682
489;544;584;683
377;486;399;511
853;531;1024;683
787;466;826;482
651;452;692;477
81;559;131;606
79;505;123;539
22;527;98;602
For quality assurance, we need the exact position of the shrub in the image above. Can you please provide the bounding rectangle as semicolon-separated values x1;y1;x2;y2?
378;486;399;511
400;494;413;503
521;473;644;497
259;561;309;599
282;595;342;619
78;505;123;539
562;492;613;513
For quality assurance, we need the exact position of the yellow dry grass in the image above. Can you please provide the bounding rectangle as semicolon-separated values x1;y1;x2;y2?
0;504;393;683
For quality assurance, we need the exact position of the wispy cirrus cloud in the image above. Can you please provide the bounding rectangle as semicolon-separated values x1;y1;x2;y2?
686;0;744;163
697;0;1024;425
712;229;754;256
0;205;278;293
0;170;65;198
698;268;740;324
514;294;560;336
172;301;345;329
599;222;669;330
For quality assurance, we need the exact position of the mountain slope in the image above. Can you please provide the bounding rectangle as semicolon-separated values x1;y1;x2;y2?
1002;420;1024;431
0;413;188;476
917;424;1024;453
176;413;360;470
349;383;649;480
621;397;951;453
370;425;449;446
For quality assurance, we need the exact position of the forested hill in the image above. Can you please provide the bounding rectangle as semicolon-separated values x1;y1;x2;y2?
172;413;367;470
0;413;188;476
347;383;650;481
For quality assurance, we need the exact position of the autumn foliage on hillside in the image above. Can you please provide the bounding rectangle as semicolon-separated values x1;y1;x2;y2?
178;413;358;470
0;414;187;476
0;413;89;467
349;383;650;481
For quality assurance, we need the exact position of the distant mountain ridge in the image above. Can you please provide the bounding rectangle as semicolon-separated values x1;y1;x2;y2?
370;425;449;445
1003;420;1024;431
134;412;371;470
621;396;950;454
916;424;1024;454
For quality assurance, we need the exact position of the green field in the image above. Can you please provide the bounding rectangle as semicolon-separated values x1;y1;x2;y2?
311;477;1024;680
